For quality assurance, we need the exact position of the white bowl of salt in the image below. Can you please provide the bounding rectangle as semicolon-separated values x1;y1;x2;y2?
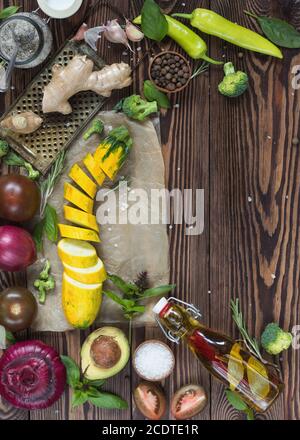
37;0;83;19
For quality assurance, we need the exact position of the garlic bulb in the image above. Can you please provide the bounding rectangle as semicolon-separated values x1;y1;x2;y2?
125;19;144;42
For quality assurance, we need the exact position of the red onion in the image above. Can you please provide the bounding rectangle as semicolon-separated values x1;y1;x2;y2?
0;340;66;410
0;225;36;272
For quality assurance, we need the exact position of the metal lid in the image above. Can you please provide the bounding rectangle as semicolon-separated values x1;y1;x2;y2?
37;0;83;19
153;297;169;315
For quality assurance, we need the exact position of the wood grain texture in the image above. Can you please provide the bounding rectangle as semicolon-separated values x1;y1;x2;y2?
209;0;300;420
0;0;300;421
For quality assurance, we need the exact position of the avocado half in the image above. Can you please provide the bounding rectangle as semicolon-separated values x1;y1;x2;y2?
81;326;130;380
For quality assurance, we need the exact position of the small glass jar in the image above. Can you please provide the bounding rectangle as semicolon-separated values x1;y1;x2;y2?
0;12;53;69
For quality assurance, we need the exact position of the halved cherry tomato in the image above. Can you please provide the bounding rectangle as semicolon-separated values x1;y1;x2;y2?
171;384;207;420
134;381;166;420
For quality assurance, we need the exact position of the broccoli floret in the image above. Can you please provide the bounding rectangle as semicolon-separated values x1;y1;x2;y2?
0;139;9;158
34;275;55;305
122;95;158;121
3;150;40;180
218;62;249;98
261;323;292;355
39;259;51;281
83;119;104;141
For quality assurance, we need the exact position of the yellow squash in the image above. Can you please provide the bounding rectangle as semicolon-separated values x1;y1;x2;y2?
69;163;97;198
94;126;133;181
62;272;102;328
58;238;98;268
83;153;106;186
64;182;94;213
63;257;107;284
64;205;99;232
58;224;100;242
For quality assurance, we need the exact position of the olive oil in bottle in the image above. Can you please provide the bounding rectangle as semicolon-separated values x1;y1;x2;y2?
153;298;283;413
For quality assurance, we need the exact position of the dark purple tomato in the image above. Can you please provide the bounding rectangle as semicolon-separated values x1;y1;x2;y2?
0;287;37;332
0;174;40;222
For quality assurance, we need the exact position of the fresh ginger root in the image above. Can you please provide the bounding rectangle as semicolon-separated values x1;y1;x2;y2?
0;111;43;134
42;56;132;115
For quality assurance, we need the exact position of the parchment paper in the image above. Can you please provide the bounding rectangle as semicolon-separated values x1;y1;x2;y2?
27;111;170;332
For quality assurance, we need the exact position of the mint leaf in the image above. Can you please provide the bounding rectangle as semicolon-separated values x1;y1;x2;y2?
72;389;89;408
225;390;248;411
5;329;16;344
44;204;58;242
89;392;128;409
141;0;168;42
60;355;81;388
144;80;171;109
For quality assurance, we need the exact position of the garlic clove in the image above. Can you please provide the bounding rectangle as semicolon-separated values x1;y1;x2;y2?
125;19;144;42
84;26;104;51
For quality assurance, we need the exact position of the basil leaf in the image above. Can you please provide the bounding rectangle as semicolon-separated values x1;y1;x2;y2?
108;274;139;294
72;389;89;407
103;290;135;308
245;11;300;48
33;219;45;252
142;284;176;298
86;379;106;388
44;204;58;243
245;408;255;420
0;6;19;19
60;355;81;388
225;389;248;411
141;0;168;42
5;329;16;344
144;80;171;109
89;392;128;409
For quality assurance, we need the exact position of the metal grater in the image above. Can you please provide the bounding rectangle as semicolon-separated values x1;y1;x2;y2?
0;40;106;174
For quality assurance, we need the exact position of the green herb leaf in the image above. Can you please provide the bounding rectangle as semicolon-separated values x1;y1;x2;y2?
5;329;16;344
103;290;135;308
33;219;45;253
114;98;125;112
141;0;168;42
108;274;139;294
3;150;25;167
142;284;176;298
60;355;81;388
245;11;300;48
44;204;58;243
89;392;128;409
86;379;106;388
245;408;255;420
72;389;89;408
125;305;146;313
144;80;171;109
0;6;19;19
225;389;248;411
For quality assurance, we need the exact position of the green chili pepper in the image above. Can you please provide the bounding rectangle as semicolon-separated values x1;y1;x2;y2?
172;9;283;59
133;15;223;65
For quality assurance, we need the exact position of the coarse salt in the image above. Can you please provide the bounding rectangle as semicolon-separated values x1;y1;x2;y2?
134;341;174;380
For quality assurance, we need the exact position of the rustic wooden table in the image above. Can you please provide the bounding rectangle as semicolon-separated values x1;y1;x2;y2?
0;0;300;421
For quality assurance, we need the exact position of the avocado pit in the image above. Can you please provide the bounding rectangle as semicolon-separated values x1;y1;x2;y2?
91;335;122;369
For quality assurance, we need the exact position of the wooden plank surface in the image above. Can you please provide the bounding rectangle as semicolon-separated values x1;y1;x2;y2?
0;0;299;421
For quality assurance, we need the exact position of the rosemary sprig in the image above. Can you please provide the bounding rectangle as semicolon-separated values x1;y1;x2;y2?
191;61;209;80
39;151;66;217
230;299;263;362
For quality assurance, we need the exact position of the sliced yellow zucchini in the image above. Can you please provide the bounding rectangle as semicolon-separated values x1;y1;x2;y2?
58;224;100;242
64;182;94;213
84;153;106;186
57;238;98;268
64;205;99;232
69;163;97;198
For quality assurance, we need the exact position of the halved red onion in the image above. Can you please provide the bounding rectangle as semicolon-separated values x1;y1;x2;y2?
0;340;66;409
